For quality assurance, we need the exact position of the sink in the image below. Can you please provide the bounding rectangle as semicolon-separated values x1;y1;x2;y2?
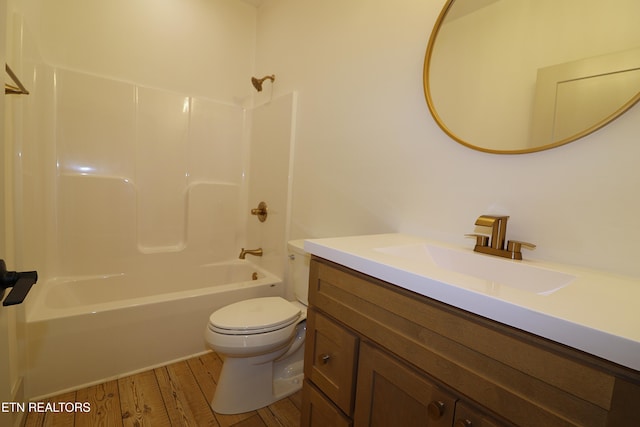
375;243;575;295
305;233;640;371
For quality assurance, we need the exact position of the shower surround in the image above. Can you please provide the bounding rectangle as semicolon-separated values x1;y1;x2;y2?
5;0;288;405
53;68;247;275
20;67;251;398
17;65;298;398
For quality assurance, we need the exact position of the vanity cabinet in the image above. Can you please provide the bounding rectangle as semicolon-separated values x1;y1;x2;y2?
301;256;640;427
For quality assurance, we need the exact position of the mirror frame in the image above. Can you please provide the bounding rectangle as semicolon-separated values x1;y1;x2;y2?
423;0;640;154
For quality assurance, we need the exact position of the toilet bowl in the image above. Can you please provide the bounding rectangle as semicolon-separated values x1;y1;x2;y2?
204;240;309;414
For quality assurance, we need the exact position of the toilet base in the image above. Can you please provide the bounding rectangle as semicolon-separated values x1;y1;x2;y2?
210;324;306;414
273;358;304;399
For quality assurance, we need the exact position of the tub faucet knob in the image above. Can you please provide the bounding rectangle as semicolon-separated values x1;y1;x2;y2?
250;201;268;222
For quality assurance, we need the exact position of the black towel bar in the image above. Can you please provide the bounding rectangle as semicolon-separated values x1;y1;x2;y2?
1;259;38;306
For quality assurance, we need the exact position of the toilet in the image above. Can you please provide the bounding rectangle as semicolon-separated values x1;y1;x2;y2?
204;240;309;414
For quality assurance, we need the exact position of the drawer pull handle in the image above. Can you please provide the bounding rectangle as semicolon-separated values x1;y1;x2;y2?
427;400;445;419
319;353;331;364
455;420;473;427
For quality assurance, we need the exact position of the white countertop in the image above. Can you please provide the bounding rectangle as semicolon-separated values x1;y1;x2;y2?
304;233;640;371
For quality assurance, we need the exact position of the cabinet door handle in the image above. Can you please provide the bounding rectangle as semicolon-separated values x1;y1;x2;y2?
455;419;473;427
319;353;331;364
427;400;445;419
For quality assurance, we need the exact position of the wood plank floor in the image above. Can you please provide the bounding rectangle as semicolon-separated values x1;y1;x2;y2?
23;351;302;427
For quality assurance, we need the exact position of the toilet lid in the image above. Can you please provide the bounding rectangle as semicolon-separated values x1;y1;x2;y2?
209;296;301;335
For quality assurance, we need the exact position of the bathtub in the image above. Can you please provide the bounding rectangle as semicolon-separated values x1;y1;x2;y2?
25;260;283;399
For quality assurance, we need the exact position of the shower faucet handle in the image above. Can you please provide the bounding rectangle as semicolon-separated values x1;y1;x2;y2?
250;201;268;222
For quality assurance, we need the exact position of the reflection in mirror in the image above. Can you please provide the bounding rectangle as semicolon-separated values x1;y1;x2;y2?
424;0;640;154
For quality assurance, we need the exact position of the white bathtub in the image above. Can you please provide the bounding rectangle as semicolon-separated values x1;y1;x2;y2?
25;260;283;399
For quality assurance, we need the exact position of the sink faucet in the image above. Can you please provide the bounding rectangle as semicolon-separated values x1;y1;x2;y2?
239;248;263;259
475;215;509;251
466;215;535;260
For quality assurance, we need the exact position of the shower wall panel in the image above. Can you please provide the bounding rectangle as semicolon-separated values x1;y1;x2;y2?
54;69;245;276
56;70;136;178
57;176;137;276
245;93;298;282
136;87;189;251
189;98;244;183
187;183;240;262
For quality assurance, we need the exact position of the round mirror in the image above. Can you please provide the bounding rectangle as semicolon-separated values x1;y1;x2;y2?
424;0;640;154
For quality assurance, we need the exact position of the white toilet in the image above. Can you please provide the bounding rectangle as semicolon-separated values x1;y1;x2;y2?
204;240;309;414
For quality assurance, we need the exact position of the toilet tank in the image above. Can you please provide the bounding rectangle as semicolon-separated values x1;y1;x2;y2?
287;240;310;306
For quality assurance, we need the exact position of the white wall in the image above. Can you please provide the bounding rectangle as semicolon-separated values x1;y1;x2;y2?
255;0;640;278
34;0;257;103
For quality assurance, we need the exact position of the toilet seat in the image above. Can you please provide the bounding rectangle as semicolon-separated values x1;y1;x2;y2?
208;296;301;335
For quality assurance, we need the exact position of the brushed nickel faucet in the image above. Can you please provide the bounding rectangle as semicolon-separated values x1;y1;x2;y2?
466;215;535;260
239;248;263;259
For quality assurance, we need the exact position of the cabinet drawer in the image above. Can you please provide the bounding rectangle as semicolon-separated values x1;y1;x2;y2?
304;308;358;415
301;380;352;427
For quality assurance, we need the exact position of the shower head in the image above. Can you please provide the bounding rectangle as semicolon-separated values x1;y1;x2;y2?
251;75;275;92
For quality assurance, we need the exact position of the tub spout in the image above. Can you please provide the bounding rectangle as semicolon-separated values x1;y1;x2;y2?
239;248;263;259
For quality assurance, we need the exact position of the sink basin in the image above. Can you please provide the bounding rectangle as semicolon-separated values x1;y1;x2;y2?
375;243;575;295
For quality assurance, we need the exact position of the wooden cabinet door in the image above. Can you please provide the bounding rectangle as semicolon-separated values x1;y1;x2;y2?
302;380;352;427
304;309;359;415
354;342;456;427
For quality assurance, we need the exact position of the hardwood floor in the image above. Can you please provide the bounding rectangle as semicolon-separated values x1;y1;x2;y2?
23;351;302;427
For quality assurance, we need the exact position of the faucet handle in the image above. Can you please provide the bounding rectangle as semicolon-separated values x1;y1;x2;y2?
507;240;536;251
507;240;536;260
465;233;490;247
